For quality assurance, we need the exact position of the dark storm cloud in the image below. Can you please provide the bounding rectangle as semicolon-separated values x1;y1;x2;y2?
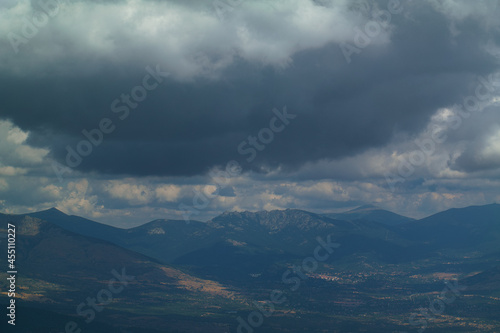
0;0;499;178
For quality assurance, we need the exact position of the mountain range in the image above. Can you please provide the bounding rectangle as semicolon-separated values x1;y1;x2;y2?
1;204;500;332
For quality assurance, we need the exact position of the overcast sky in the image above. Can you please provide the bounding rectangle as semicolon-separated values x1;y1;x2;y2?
1;0;500;227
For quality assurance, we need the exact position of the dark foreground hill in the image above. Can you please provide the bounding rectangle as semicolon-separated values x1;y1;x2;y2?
0;215;247;333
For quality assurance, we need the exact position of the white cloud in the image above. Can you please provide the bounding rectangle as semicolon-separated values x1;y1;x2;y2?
105;180;153;205
0;0;383;79
0;0;499;227
0;179;8;191
0;120;49;167
56;179;99;216
6;126;28;144
481;127;500;159
155;184;181;202
427;0;499;23
0;166;27;176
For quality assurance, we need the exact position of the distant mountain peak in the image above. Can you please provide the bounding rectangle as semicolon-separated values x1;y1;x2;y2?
350;204;380;212
210;208;337;234
216;208;320;222
322;204;414;226
40;207;67;215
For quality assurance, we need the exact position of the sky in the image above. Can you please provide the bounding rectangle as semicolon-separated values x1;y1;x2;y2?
0;0;500;227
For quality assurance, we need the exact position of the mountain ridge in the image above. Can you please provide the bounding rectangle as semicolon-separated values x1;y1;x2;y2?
2;203;500;332
321;204;415;226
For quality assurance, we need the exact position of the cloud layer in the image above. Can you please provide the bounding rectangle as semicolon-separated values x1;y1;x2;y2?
0;0;499;225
